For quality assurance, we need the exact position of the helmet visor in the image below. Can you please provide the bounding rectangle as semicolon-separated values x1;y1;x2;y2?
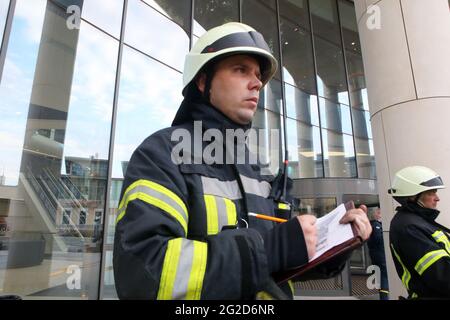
420;176;444;188
201;31;272;54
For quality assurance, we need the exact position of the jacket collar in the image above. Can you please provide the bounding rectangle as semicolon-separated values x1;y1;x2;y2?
397;201;440;222
171;99;252;132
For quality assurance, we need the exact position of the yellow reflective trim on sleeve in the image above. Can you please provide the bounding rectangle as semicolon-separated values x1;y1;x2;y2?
185;241;208;300
278;203;290;210
414;249;449;276
288;280;295;296
157;238;183;300
204;195;219;235
391;244;411;290
224;198;237;226
116;179;188;234
432;230;450;254
118;191;187;234
119;179;187;215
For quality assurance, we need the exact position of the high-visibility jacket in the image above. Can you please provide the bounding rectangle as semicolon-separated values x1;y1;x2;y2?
389;202;450;298
113;99;345;300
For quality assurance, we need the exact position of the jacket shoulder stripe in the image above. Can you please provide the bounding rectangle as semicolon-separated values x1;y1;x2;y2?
116;180;188;234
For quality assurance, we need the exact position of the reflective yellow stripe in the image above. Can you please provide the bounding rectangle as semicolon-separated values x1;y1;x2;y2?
224;198;237;225
278;203;290;210
379;290;389;294
432;230;450;254
391;244;411;290
158;239;208;300
116;180;188;234
414;249;449;275
288;280;295;296
186;241;208;300
157;238;182;299
255;291;275;300
204;195;219;235
118;191;188;234
412;292;418;299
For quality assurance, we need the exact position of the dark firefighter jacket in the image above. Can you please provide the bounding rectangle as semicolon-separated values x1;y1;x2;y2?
390;202;450;299
113;99;346;300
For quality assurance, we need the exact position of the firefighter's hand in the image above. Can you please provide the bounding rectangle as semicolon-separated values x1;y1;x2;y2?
296;215;317;260
339;204;372;241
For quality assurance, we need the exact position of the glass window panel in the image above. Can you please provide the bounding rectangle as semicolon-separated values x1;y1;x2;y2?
0;0;9;47
319;98;352;135
193;0;238;37
142;0;191;33
0;1;117;299
258;78;283;114
125;0;189;71
101;48;183;298
279;0;310;31
355;138;376;179
338;0;369;111
286;118;323;179
251;108;283;176
111;47;183;181
242;0;281;80
297;197;337;218
315;36;348;104
322;130;356;177
351;108;372;139
0;0;47;187
310;0;341;46
280;16;316;94
285;83;319;126
81;0;124;38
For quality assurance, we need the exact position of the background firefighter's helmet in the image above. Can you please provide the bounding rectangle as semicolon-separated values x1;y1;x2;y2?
388;166;445;197
182;22;278;96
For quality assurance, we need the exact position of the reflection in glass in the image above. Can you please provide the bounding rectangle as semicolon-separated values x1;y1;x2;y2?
125;0;189;71
355;138;376;179
142;0;191;33
285;84;319;126
286;118;322;179
242;0;281;80
315;37;348;105
351;108;372;139
322;130;356;177
310;0;341;46
258;78;283;114
81;0;124;38
102;48;183;298
319;98;352;135
279;0;310;31
297;197;337;218
0;1;116;299
280;3;316;94
251;109;283;176
338;0;369;111
194;0;238;37
0;0;9;48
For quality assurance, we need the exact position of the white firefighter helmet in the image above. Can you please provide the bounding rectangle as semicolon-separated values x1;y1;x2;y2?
182;22;278;95
388;166;445;197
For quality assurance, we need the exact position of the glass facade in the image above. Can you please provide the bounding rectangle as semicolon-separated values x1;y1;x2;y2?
0;0;374;299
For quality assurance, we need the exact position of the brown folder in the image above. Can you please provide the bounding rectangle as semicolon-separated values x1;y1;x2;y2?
273;201;363;285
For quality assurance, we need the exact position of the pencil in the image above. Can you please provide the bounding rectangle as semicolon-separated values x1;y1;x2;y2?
248;213;287;223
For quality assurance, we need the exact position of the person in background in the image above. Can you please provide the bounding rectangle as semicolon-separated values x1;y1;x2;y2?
367;207;389;300
389;166;450;299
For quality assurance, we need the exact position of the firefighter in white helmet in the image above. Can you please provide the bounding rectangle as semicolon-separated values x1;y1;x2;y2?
113;22;372;300
389;166;450;298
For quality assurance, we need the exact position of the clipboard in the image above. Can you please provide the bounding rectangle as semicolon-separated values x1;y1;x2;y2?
273;201;363;285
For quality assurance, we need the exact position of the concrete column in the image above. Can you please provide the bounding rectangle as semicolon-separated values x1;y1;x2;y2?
355;0;450;299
